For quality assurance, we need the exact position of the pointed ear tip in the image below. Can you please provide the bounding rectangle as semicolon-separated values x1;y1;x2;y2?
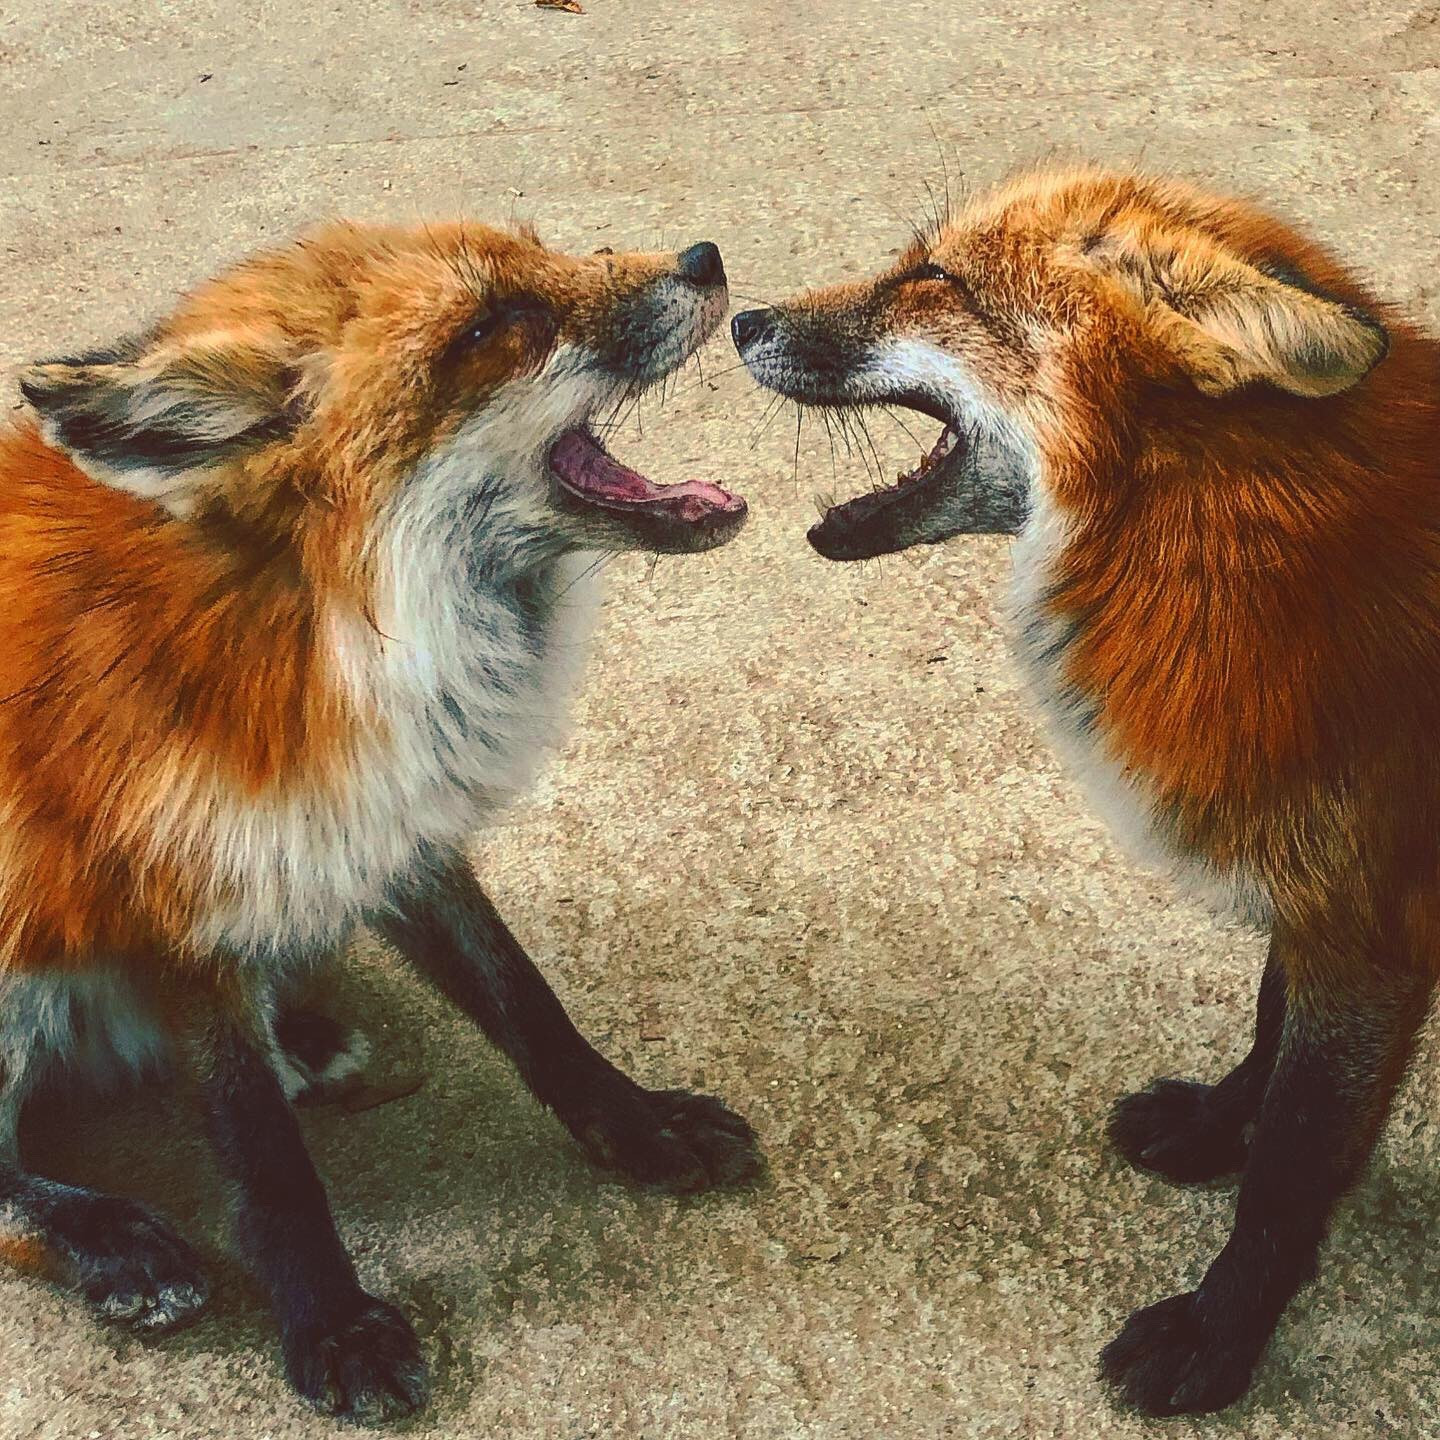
1319;309;1389;392
16;364;58;406
17;358;84;394
1357;312;1390;369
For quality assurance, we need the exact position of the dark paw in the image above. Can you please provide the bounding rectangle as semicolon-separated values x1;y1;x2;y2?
50;1195;210;1333
573;1087;764;1194
1108;1079;1249;1184
285;1295;429;1424
274;1005;371;1104
1100;1291;1261;1417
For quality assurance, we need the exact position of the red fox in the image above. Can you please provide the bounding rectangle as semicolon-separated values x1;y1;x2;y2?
0;222;756;1421
734;166;1440;1415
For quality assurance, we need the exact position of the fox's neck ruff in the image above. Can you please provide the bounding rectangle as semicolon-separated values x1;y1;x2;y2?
183;494;601;962
1009;477;1280;925
0;425;603;967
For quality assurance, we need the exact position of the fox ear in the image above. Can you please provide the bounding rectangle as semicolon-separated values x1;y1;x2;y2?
19;332;304;515
1166;273;1388;399
1090;232;1388;398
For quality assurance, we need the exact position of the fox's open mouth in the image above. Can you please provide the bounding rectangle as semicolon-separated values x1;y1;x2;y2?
808;421;966;561
734;309;1032;559
548;427;747;553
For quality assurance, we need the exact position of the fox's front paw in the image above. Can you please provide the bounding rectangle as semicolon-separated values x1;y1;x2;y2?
285;1295;429;1424
1108;1079;1249;1184
46;1192;210;1333
1099;1290;1262;1417
572;1086;763;1194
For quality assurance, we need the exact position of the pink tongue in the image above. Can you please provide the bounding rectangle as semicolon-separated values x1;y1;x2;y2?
549;429;744;517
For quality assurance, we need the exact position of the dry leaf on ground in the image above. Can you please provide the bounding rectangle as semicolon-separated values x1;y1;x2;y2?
536;0;584;13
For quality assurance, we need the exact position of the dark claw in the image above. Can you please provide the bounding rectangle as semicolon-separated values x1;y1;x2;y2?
45;1193;210;1334
285;1295;429;1424
571;1085;764;1194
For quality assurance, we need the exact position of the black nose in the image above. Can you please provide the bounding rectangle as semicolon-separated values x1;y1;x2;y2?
731;308;773;352
676;241;725;288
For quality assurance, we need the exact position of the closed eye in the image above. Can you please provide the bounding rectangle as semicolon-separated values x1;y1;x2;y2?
892;261;983;324
897;261;969;295
441;294;551;366
462;307;504;345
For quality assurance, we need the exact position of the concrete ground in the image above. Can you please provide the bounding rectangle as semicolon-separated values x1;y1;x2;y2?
2;2;1439;1436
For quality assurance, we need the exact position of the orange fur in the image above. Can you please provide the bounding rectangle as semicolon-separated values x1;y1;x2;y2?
0;424;341;964
979;174;1440;944
775;167;1440;952
0;1235;53;1278
0;221;707;976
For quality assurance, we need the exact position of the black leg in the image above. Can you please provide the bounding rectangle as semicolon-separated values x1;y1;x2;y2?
373;842;762;1193
1100;927;1431;1416
1108;941;1286;1183
200;1012;427;1422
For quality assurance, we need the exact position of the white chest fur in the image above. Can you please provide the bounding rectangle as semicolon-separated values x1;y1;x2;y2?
1007;490;1270;926
158;362;612;964
175;548;599;963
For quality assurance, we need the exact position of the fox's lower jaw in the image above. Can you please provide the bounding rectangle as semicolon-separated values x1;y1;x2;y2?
733;319;1031;561
548;426;747;555
807;419;1034;560
805;427;963;561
